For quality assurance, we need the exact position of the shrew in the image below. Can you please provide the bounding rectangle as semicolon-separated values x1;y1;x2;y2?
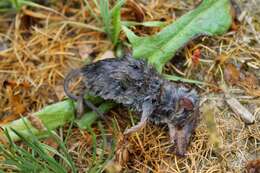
64;54;200;156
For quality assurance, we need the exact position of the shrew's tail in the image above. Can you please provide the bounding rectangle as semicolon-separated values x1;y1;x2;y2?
64;69;81;101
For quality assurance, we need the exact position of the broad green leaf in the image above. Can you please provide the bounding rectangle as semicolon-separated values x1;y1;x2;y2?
123;0;232;72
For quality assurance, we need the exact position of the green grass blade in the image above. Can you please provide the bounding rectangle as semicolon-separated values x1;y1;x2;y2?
98;122;106;162
163;74;211;86
42;143;73;169
10;129;67;173
1;130;49;172
87;126;97;164
111;0;125;45
50;132;77;173
99;0;111;39
99;120;117;172
111;0;124;45
111;0;125;13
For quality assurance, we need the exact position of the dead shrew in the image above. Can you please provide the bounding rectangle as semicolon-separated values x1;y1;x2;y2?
64;55;200;156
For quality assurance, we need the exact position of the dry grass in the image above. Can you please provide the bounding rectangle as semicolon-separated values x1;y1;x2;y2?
0;0;259;172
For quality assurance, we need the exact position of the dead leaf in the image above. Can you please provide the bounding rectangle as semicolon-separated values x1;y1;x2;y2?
239;73;260;96
95;50;115;62
12;95;26;115
27;114;46;131
192;48;201;65
43;137;59;149
0;84;27;125
3;80;31;90
54;85;66;100
241;73;258;89
6;85;26;115
225;95;255;124
224;63;240;85
20;81;31;89
115;134;130;166
231;20;239;31
3;80;17;88
2;80;30;123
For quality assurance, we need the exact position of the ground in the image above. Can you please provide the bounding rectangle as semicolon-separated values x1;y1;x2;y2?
0;0;259;172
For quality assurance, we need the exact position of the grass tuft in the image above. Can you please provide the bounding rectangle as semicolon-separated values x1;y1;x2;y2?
98;0;125;45
0;127;77;173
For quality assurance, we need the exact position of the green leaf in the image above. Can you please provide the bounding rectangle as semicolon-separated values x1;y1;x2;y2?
123;0;232;73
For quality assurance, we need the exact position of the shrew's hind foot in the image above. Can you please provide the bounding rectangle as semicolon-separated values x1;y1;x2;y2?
76;96;85;118
123;117;148;135
75;95;103;118
124;101;153;135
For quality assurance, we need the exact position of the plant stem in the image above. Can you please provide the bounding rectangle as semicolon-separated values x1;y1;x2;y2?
0;96;113;142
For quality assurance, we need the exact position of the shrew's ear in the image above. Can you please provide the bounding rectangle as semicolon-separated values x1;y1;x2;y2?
180;97;194;111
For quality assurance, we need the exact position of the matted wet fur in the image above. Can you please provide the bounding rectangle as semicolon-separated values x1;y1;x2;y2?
64;55;200;156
